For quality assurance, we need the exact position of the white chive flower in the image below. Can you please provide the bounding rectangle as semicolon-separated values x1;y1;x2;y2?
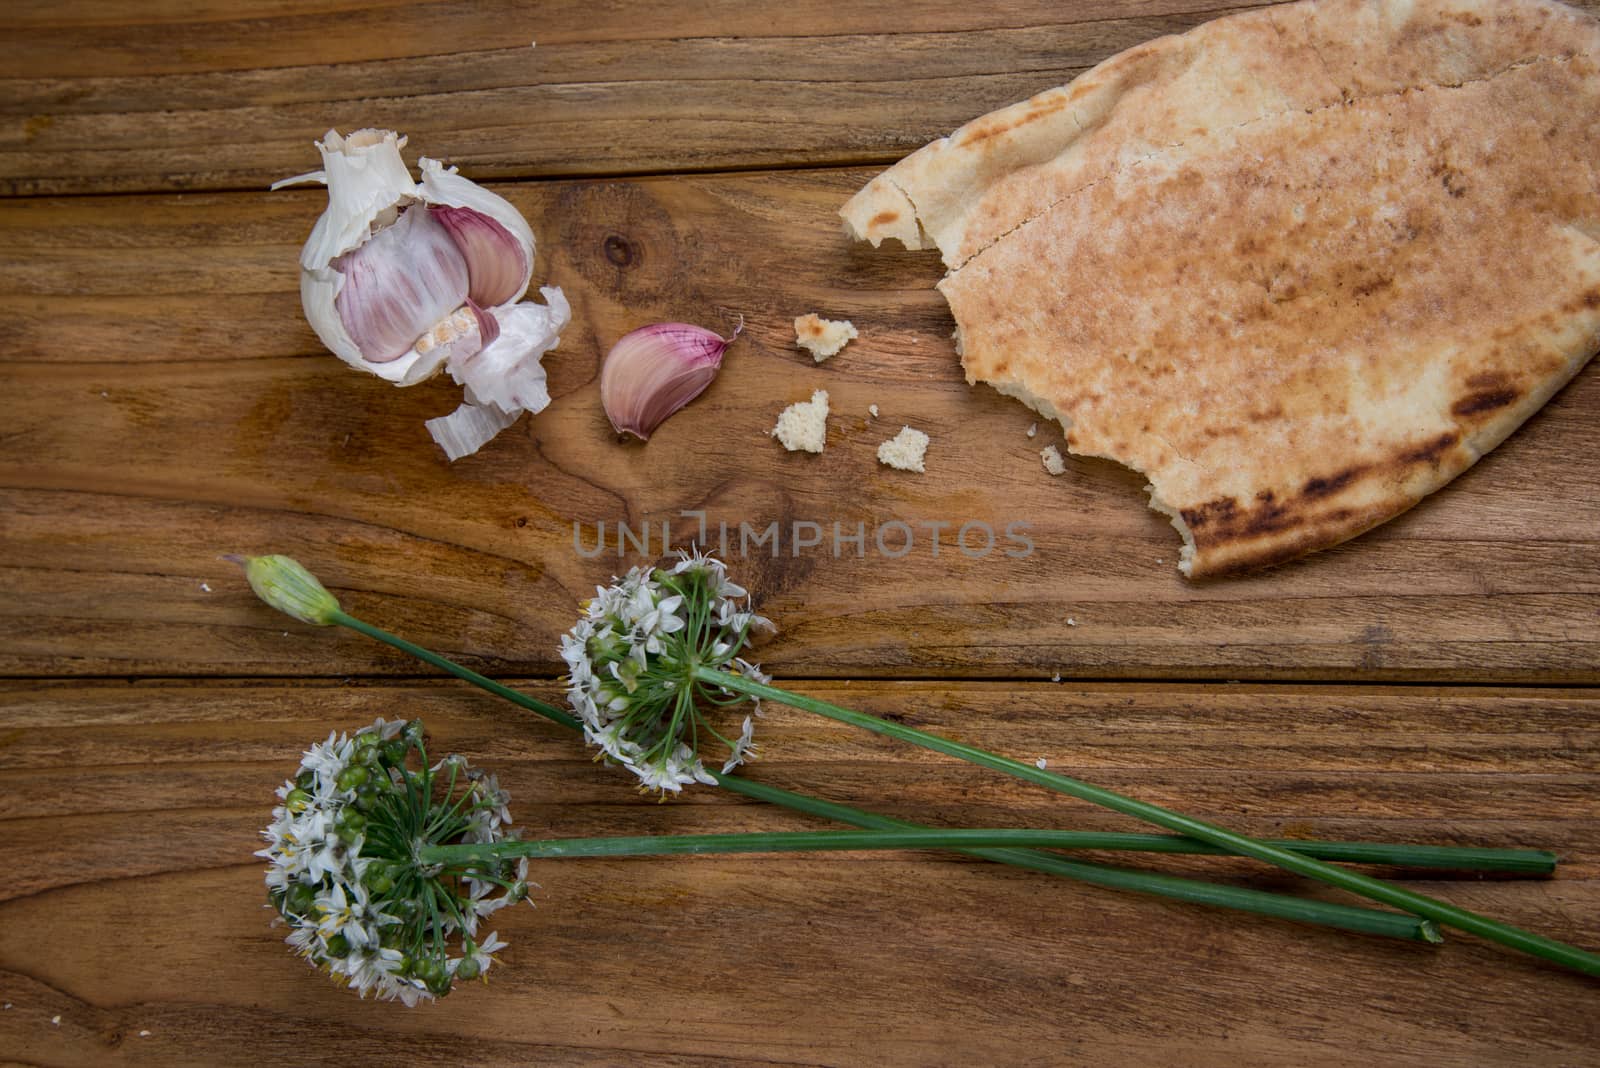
257;718;533;1004
560;549;773;794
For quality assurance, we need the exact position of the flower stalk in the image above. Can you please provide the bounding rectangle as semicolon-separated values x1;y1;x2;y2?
420;829;1552;874
326;605;1446;940
697;665;1600;979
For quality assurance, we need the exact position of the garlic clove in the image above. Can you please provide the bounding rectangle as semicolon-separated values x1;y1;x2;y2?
417;158;535;306
429;205;529;308
600;321;740;441
333;206;469;362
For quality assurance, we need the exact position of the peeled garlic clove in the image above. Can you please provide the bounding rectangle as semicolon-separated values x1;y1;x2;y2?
600;321;740;441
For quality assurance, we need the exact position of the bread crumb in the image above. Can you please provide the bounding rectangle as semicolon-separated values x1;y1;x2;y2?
773;390;829;453
877;425;929;473
868;404;879;418
1027;422;1037;438
1041;445;1067;475
794;313;857;362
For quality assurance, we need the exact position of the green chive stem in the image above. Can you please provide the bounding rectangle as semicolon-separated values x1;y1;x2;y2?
414;827;1447;944
698;666;1599;979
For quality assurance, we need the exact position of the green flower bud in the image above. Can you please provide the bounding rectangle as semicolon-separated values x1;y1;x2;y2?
336;764;370;791
363;864;396;896
324;933;351;958
228;554;342;626
426;972;453;997
353;782;380;812
284;787;311;812
285;882;316;916
414;955;448;989
454;957;481;981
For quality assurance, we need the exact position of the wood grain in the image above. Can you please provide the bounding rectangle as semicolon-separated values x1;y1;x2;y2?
0;679;1596;1065
0;0;1278;194
5;0;1589;195
2;3;1598;1063
2;171;1597;681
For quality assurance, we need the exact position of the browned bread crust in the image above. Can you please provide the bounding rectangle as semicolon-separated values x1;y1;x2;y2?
844;0;1600;576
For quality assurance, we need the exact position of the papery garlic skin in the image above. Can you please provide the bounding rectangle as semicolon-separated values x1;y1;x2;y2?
600;321;739;441
277;128;565;459
426;288;571;461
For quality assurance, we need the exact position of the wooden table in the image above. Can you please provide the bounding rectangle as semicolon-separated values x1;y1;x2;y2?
3;1;1598;1063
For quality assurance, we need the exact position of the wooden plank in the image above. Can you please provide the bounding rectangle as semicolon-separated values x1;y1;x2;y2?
0;3;1216;194
28;0;1600;194
0;679;1595;1064
2;171;1598;681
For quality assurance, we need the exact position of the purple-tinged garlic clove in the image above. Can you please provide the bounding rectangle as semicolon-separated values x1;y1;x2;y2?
333;206;470;363
430;205;529;308
600;321;741;441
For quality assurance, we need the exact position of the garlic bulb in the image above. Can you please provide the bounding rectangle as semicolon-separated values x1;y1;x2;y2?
275;129;568;460
600;321;741;441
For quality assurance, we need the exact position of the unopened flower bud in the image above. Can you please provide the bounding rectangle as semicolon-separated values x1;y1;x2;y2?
228;554;342;625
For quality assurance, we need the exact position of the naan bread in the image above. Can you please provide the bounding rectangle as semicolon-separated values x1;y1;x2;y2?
844;0;1600;577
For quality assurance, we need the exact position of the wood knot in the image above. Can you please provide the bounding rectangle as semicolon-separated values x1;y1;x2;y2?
602;234;637;268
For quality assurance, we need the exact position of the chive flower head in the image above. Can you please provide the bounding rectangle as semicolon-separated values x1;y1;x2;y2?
257;717;530;1004
560;550;771;794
